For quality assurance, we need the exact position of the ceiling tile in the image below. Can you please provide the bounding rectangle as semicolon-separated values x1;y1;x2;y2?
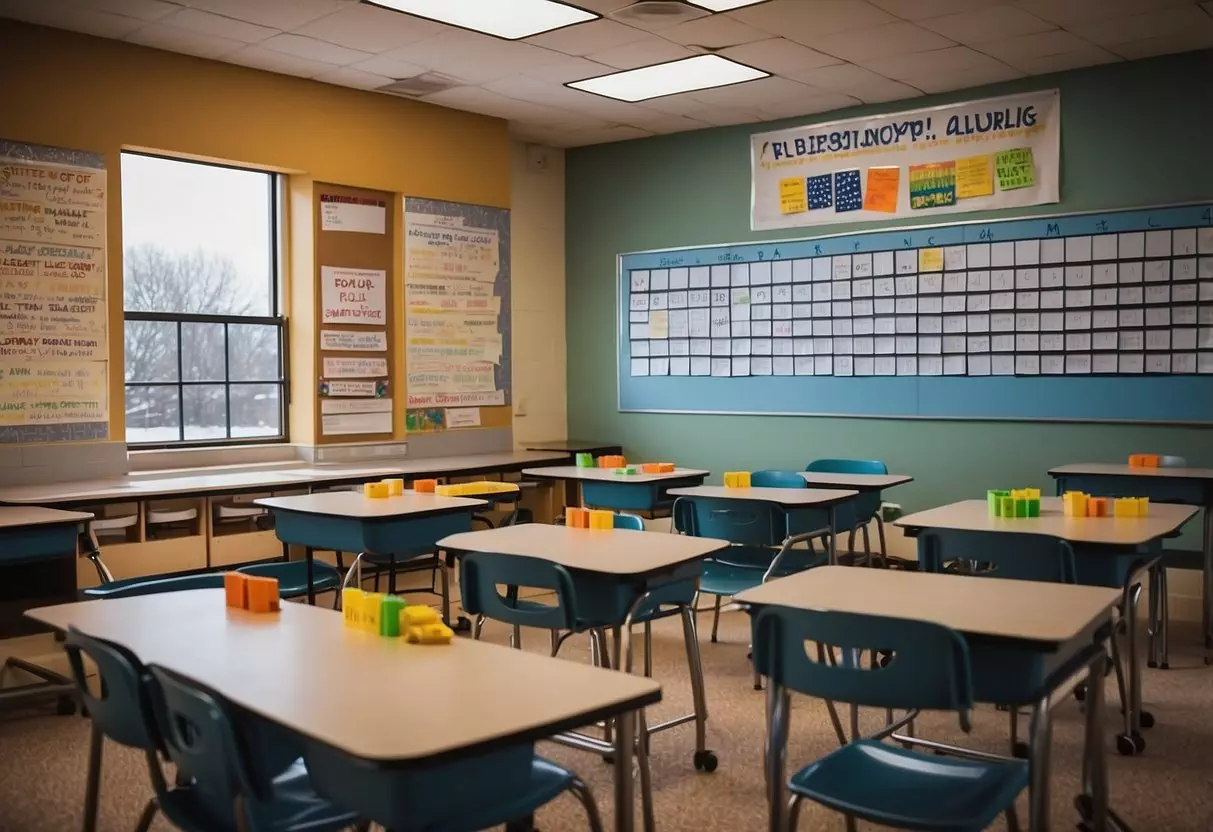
861;44;1013;80
125;21;246;58
638;91;722;115
718;38;841;75
787;62;895;89
260;33;374;66
157;8;277;43
623;113;713;134
347;52;427;80
520;56;616;83
560;124;654;146
224;44;336;77
908;61;1024;93
314;65;394;90
1005;46;1121;75
0;0;148;38
918;4;1054;43
1011;0;1196;27
848;79;925;103
869;0;1004;20
975;29;1095;61
683;74;815;108
689;107;764;126
481;74;659;120
290;4;446;54
730;0;898;40
660;12;770;47
81;0;181;21
1069;6;1213;47
421;86;573;124
1111;29;1213;58
586;35;693;69
524;19;649;56
755;92;864;119
800;21;955;62
569;0;640;13
374;31;568;84
180;0;342;30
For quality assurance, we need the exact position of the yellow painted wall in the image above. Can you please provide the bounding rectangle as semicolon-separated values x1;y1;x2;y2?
0;22;511;441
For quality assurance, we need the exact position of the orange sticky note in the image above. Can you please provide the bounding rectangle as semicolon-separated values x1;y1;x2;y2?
864;166;899;213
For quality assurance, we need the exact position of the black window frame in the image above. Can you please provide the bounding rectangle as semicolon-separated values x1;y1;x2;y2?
121;152;290;450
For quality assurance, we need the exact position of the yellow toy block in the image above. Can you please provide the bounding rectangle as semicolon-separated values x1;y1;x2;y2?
406;622;454;644
1114;498;1137;517
364;482;390;498
342;589;366;629
382;478;404;496
402;606;439;627
362;592;384;633
435;484;457;496
723;471;752;488
1063;491;1089;517
589;509;614;530
1137;497;1149;516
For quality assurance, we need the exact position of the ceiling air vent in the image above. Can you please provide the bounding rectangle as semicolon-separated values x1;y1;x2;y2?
376;73;461;98
609;1;709;27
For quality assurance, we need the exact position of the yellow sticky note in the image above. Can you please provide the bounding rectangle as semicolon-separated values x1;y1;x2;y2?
779;177;807;215
863;166;899;213
956;154;994;199
918;247;944;272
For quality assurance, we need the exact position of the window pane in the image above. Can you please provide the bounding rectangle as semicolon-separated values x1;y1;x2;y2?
182;322;226;382
126;385;180;444
121;154;273;316
124;320;178;382
183;385;228;441
230;384;281;438
229;324;280;382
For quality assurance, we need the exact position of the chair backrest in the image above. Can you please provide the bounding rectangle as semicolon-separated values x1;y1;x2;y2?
83;573;225;600
805;458;889;475
673;496;787;548
63;628;162;752
751;470;808;489
612;513;645;531
918;529;1077;584
459;553;579;631
751;606;974;721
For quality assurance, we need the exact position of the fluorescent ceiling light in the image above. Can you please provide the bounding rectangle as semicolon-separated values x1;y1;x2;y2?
685;0;771;10
568;54;769;102
361;0;599;40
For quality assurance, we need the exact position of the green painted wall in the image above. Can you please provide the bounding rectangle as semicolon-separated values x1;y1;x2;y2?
566;50;1213;516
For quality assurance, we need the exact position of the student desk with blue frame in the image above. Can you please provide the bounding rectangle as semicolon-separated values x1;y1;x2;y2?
522;465;709;515
27;589;661;832
737;566;1125;832
895;498;1198;756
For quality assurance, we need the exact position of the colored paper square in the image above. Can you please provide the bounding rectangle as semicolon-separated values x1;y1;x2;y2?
834;169;862;213
779;177;808;215
908;162;957;210
806;174;832;210
956;154;994;199
863;166;899;213
918;247;944;272
996;147;1035;191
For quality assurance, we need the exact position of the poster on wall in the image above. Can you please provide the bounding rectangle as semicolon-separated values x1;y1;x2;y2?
751;91;1060;231
321;266;386;325
403;198;510;410
320;329;387;352
320;193;386;235
0;140;109;442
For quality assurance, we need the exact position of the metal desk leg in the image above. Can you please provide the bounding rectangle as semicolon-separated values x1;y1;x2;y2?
613;709;636;832
828;506;838;565
764;681;790;832
1078;653;1109;832
1028;692;1053;832
305;546;316;605
1204;503;1213;649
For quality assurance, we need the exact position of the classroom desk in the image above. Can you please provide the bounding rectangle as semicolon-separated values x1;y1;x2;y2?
736;566;1124;832
0;506;94;713
666;485;858;565
895;498;1197;755
522;466;709;514
27;590;661;832
1049;463;1213;650
523;440;624;456
796;472;913;490
255;491;486;606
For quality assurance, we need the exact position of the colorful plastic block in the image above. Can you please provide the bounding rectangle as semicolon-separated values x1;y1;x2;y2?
224;572;249;609
589;509;615;530
401;605;453;644
1014;498;1029;518
1129;453;1160;468
342;589;365;628
363;482;390;499
575;452;594;468
1087;497;1108;517
998;495;1014;517
362;592;384;633
382;478;405;496
724;471;752;488
245;576;280;614
380;595;406;637
657;462;675;473
566;507;589;528
641;463;663;474
987;490;1010;516
1113;497;1150;518
614;466;637;476
1027;498;1040;518
414;479;437;493
597;455;625;469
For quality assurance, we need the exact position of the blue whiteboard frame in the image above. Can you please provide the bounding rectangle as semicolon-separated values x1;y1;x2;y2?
617;203;1213;423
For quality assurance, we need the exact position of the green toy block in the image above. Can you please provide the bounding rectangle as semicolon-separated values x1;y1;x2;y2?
380;595;406;637
614;466;636;476
575;452;594;468
987;490;1010;516
1027;498;1040;518
999;496;1015;517
1014;498;1029;518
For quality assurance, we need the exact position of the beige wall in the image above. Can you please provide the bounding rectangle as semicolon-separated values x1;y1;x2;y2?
509;142;568;445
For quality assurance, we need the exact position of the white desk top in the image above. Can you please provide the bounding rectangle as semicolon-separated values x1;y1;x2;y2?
255;491;487;518
0;452;570;505
522;466;709;483
1049;463;1213;481
895;498;1197;545
438;523;729;576
798;472;913;490
27;591;660;764
0;505;93;529
665;485;858;506
735;566;1120;645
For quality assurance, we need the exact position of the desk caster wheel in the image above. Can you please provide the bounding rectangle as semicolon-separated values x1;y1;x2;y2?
1074;684;1086;702
56;696;76;716
1147;660;1157;668
1116;733;1145;756
1012;741;1029;759
1160;662;1169;670
1074;794;1093;823
693;750;718;773
452;616;472;634
1139;710;1155;729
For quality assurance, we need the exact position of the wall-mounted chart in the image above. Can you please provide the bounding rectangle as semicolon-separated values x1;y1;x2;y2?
618;203;1213;423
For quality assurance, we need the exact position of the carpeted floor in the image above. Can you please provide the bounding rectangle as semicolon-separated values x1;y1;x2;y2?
2;597;1212;832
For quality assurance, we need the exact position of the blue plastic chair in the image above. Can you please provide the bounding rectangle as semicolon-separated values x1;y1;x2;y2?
237;561;342;606
82;573;226;599
750;606;1027;832
62;628;165;832
81;564;342;605
751;469;809;489
805;459;891;567
144;665;361;832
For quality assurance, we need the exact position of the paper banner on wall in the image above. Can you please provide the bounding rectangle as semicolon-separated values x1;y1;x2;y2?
321;356;388;378
995;148;1035;191
908;161;957;210
321;266;386;325
320;193;386;235
955;154;994;199
320;329;387;352
778;177;807;215
406;407;445;432
445;407;481;428
0;360;107;426
320;398;392;415
322;411;391;435
318;378;388;397
862;167;899;213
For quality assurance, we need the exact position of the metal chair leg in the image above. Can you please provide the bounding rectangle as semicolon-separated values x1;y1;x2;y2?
786;795;803;831
568;777;606;832
473;614;486;641
710;594;722;643
681;606;711;761
83;723;103;832
643;622;653;678
133;799;158;832
511;623;522;650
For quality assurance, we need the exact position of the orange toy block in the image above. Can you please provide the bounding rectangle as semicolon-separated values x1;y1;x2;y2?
1087;497;1108;517
224;572;249;609
414;479;437;493
1129;454;1160;468
245;576;280;613
641;463;662;474
597;455;625;469
566;507;590;528
657;462;675;473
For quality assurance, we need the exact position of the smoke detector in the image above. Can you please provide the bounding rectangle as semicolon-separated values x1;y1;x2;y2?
376;72;461;98
609;1;710;28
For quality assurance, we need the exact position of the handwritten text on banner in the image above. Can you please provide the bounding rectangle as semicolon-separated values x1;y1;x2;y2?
321;266;386;325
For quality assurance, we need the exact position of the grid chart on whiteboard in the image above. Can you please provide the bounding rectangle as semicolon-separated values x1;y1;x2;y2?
627;225;1213;380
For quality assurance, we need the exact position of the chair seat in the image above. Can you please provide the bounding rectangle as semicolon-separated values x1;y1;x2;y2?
160;759;360;832
424;756;573;832
699;554;826;598
238;562;342;598
788;739;1028;832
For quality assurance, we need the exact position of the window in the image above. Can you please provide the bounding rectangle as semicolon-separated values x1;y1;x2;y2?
122;153;286;447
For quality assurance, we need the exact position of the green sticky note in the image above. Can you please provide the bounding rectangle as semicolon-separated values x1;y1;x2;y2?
996;148;1035;191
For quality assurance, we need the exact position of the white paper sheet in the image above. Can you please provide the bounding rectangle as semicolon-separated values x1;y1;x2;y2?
991;242;1015;267
1118;232;1145;259
1145;229;1171;257
1091;353;1118;374
729;265;749;286
1065;235;1092;262
1092;234;1118;261
968;354;992;375
651;270;670;290
1040;238;1065;263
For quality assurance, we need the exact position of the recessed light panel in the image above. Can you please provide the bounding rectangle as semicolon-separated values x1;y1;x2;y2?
567;54;769;102
362;0;599;40
685;0;771;10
